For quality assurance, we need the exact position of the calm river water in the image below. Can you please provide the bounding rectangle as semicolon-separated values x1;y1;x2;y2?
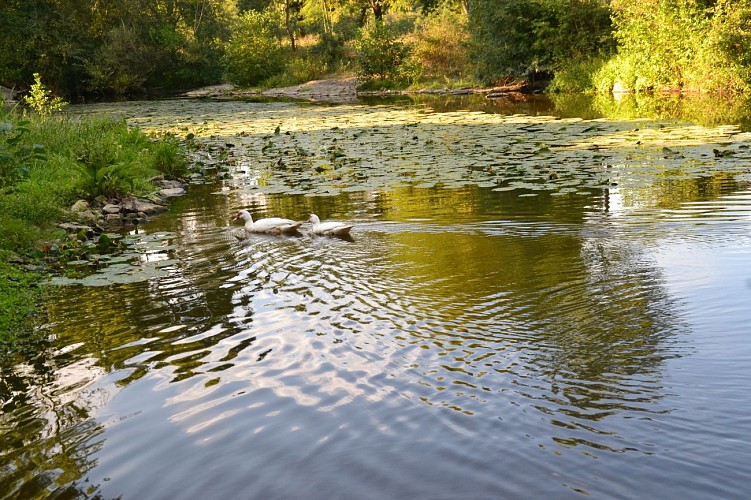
2;95;751;499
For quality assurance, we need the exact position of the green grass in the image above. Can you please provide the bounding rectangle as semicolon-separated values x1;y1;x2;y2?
0;104;188;360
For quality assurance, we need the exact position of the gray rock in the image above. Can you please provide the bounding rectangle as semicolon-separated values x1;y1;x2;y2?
70;199;90;213
1;86;18;104
159;187;186;198
102;203;121;214
122;198;167;215
58;222;92;231
70;200;98;222
58;223;96;238
159;179;186;190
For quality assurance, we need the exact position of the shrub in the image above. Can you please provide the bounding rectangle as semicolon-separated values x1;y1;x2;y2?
602;0;705;92
354;22;409;85
223;10;285;86
548;57;606;93
311;32;349;70
467;0;613;85
595;0;751;93
23;73;68;115
593;53;650;93
86;25;153;95
409;5;471;80
690;0;751;93
74;132;160;200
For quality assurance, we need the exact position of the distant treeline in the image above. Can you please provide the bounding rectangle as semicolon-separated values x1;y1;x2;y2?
1;0;750;98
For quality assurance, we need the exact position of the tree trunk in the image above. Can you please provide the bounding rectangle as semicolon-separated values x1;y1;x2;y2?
321;0;332;35
285;0;296;51
370;0;383;21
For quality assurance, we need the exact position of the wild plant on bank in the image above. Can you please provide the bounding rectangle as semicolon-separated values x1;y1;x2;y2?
23;73;68;115
354;22;410;88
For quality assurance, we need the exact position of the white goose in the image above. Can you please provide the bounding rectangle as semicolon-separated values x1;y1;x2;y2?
235;210;303;234
308;213;354;236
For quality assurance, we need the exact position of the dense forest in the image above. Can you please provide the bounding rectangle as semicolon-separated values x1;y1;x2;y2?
2;0;751;99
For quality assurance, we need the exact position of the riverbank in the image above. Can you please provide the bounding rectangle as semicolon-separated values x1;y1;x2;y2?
181;77;543;103
0;110;189;362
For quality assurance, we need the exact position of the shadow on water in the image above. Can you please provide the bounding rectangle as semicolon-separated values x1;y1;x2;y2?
2;95;751;498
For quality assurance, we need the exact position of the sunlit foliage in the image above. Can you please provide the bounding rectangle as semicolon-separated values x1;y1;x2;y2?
3;1;751;99
223;9;285;85
595;0;751;93
407;2;471;81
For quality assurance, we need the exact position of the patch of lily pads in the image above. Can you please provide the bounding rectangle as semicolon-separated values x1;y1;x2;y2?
72;100;751;198
50;232;178;287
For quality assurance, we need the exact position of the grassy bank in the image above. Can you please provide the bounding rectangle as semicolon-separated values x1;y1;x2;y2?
0;101;187;361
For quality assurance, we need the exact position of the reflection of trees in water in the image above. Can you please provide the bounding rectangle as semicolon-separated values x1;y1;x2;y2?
0;192;253;496
0;355;109;497
382;205;688;451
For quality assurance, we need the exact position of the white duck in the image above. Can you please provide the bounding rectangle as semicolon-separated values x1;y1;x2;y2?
235;210;303;234
308;213;354;236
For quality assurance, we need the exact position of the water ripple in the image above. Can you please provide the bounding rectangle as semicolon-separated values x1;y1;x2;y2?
4;184;749;498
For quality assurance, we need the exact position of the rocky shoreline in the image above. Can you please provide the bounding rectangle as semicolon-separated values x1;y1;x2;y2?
58;179;188;239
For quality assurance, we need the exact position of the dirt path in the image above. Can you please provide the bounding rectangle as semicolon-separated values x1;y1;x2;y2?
183;77;359;103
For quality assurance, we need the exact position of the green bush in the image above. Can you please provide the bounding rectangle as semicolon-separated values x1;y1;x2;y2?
548;57;606;93
74;129;162;200
311;32;349;71
594;0;751;94
86;25;153;95
409;5;471;81
596;1;704;92
468;0;550;83
23;73;68;115
690;0;751;93
354;22;409;85
467;0;613;85
223;10;285;86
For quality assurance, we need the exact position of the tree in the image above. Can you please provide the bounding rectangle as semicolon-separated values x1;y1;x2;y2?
223;9;285;85
467;0;612;85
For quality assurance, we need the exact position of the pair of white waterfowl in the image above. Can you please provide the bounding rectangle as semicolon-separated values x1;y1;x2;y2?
235;209;353;237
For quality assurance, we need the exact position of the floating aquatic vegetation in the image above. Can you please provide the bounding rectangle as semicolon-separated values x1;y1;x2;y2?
50;232;178;286
71;99;751;200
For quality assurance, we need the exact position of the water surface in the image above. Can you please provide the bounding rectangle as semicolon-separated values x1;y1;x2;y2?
2;96;751;499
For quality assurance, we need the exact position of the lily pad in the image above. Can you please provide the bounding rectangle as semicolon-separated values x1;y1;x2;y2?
71;99;751;199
